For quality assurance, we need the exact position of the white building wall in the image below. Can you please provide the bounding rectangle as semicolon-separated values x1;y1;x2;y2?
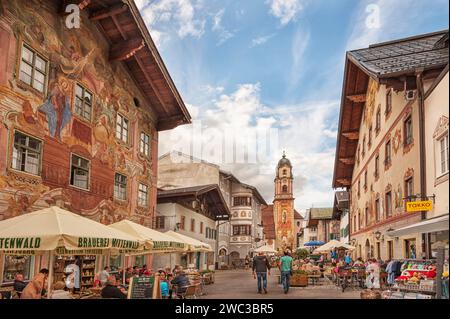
425;72;449;219
153;203;217;271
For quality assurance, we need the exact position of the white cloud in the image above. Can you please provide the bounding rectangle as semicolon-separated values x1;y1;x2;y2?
212;8;224;31
159;82;339;212
211;8;235;46
139;0;206;48
288;27;310;91
250;33;276;48
267;0;303;25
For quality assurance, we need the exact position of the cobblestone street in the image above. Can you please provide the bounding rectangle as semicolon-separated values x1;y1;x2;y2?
202;270;361;299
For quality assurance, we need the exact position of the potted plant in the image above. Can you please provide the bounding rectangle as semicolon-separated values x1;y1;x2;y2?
295;248;309;260
290;270;308;287
200;269;214;284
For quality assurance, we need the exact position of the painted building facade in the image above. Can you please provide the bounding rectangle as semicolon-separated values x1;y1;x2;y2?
333;30;448;260
0;0;190;284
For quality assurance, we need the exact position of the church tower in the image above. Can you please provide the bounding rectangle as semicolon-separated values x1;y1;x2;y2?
273;151;296;252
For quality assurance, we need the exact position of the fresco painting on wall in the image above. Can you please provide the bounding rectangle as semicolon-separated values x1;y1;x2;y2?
0;0;155;226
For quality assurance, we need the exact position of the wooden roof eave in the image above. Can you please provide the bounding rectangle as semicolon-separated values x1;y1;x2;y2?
125;0;191;125
333;55;374;189
332;56;352;189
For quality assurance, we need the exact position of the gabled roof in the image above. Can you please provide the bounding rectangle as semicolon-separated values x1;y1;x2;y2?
307;219;319;227
294;210;303;219
348;30;449;78
309;208;333;220
261;205;275;240
333;30;449;188
75;0;191;131
157;184;230;221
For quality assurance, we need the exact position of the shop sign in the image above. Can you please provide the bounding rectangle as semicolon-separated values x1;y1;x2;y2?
406;200;433;212
55;247;104;255
0;237;41;249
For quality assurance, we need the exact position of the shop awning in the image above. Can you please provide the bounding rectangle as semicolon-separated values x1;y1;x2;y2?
387;214;449;237
314;239;355;253
165;231;213;252
0;206;150;254
254;245;277;254
109;220;186;254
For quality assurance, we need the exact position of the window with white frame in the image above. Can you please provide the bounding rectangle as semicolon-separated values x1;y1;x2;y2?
12;131;42;175
70;154;90;190
138;183;148;207
74;83;93;121
439;132;449;175
139;132;150;156
19;44;48;93
114;173;127;200
116;114;129;143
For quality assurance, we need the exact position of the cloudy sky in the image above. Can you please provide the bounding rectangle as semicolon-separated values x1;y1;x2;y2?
136;0;449;214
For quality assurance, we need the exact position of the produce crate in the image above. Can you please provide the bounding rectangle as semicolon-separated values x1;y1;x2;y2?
419;280;436;292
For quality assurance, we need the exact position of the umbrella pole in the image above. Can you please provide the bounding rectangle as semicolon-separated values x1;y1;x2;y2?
47;250;54;298
122;253;126;285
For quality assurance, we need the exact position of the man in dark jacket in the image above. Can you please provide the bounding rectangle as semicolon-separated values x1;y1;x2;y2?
13;274;27;298
171;271;190;298
252;252;271;294
101;276;126;299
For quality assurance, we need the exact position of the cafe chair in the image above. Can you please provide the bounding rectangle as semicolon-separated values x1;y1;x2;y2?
177;285;198;299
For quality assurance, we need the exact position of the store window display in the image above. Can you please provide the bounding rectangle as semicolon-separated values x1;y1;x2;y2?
2;255;33;283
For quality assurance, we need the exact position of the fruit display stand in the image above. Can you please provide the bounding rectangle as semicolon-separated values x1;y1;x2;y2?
386;260;438;299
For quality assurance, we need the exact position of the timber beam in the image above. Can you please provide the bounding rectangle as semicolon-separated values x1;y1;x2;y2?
157;115;187;131
109;37;145;61
342;130;359;140
339;157;355;165
89;3;128;21
346;94;366;103
135;56;170;116
336;179;351;187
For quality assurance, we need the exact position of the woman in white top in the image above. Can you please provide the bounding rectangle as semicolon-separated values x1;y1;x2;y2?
365;259;381;289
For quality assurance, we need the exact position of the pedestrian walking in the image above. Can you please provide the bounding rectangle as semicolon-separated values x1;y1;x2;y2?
252;252;271;294
345;252;352;266
245;255;250;269
279;251;293;294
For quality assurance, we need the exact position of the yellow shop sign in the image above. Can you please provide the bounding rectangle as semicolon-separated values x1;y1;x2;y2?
406;200;433;212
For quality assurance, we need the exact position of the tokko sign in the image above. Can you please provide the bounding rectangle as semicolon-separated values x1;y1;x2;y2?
406;200;433;212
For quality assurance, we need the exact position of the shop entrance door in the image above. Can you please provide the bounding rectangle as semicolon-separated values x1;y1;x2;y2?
196;252;201;269
376;242;381;259
365;239;371;260
404;239;417;259
387;241;393;260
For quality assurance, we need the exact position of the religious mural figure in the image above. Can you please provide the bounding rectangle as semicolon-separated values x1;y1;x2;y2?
394;184;403;209
38;77;72;140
